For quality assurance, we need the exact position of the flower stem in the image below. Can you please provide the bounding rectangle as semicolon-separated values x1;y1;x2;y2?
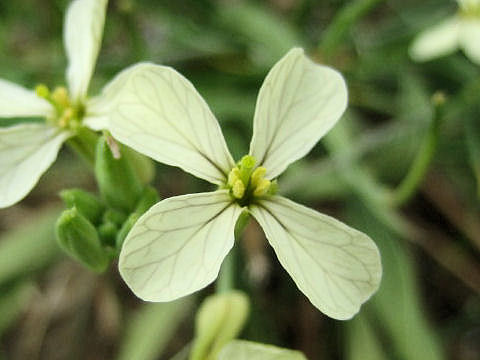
216;211;250;293
66;127;99;167
390;93;446;207
319;0;385;57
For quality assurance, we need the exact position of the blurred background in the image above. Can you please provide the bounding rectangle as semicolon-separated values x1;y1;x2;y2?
0;0;479;359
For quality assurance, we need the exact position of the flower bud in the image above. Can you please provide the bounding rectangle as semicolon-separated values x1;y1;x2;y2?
190;290;250;360
135;186;160;215
95;137;143;211
60;188;105;224
116;212;140;250
55;208;110;273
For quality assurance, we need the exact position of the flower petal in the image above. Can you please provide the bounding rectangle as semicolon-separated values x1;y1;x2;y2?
0;124;70;208
249;48;347;180
64;0;108;102
460;19;480;65
250;196;382;320
119;190;242;301
95;63;235;185
409;17;460;62
218;340;307;360
83;64;135;131
0;79;53;118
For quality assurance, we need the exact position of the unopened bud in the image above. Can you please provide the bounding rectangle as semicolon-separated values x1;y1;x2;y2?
135;186;160;215
116;212;140;250
60;188;105;224
190;291;250;360
95;136;143;211
55;208;110;272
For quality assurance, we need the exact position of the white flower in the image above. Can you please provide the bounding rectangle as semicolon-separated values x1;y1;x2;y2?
0;0;126;208
409;0;480;64
100;48;382;320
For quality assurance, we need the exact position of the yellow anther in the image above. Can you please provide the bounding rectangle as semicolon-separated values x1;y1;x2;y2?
227;167;241;187
58;108;74;128
232;179;246;199
250;166;267;188
253;179;271;197
52;86;70;108
35;84;50;99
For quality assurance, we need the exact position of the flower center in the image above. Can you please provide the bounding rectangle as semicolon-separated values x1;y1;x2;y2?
458;0;480;17
225;155;278;206
36;84;85;131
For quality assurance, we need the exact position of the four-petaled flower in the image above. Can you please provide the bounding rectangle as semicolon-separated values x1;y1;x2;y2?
98;48;382;320
0;0;125;208
410;0;480;65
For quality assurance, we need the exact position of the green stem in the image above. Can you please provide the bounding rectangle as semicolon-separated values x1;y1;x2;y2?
319;0;385;57
391;94;446;207
216;211;250;293
66;127;99;167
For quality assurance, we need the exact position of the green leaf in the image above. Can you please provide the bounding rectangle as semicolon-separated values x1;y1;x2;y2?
346;200;445;360
0;209;61;286
0;281;35;336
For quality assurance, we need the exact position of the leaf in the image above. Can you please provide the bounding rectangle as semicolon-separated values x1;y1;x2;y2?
0;123;70;208
100;63;235;185
409;17;460;62
119;191;242;301
217;340;307;360
0;79;53;118
248;48;347;180
250;195;382;320
0;208;61;286
346;200;445;360
64;0;108;102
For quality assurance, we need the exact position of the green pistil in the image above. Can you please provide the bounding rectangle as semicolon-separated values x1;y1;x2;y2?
225;155;278;206
35;84;83;132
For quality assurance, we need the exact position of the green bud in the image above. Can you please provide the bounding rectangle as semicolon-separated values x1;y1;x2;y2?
55;208;110;273
116;212;140;250
60;188;105;224
123;147;156;185
135;186;160;215
103;208;128;226
97;221;118;247
190;290;250;360
95;137;143;211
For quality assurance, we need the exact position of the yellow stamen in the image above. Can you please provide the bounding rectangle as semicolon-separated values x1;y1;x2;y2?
250;166;267;188
228;168;241;187
35;84;50;99
52;86;70;108
232;180;245;199
253;179;271;197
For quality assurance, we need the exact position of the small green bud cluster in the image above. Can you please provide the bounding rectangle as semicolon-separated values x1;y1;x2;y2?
55;136;159;272
35;84;84;130
225;155;278;206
